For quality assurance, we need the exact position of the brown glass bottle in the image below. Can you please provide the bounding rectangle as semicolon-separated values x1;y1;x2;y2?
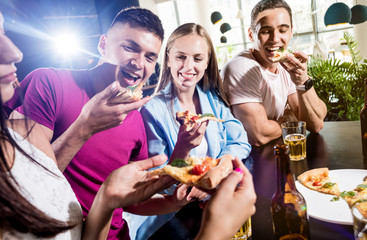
361;80;367;168
271;144;310;240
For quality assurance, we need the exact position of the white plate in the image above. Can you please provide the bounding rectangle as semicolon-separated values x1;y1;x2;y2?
295;169;367;225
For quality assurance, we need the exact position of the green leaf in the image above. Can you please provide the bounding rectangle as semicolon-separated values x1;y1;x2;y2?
331;196;340;201
170;159;189;167
322;182;336;188
126;84;139;92
340;191;356;198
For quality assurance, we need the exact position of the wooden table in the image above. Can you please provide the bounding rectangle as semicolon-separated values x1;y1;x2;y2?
149;121;364;240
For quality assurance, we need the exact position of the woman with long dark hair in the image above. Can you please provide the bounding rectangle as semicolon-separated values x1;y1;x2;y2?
0;11;176;239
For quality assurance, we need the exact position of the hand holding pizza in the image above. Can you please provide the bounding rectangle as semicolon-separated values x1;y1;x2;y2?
89;155;176;217
195;157;256;240
175;121;208;156
279;50;309;86
171;184;208;208
75;81;151;137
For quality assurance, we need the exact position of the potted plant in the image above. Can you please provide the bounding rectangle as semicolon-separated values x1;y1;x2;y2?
308;32;367;121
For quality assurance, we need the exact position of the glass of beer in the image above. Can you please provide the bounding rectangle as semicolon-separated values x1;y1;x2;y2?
231;217;252;240
281;121;306;161
352;201;367;240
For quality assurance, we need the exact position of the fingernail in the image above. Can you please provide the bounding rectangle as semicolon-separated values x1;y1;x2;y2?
234;168;243;174
111;82;117;90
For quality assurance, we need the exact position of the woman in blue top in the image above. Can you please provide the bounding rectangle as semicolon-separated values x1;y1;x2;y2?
130;23;252;240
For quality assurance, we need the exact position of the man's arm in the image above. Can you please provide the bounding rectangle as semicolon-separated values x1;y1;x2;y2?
282;51;327;133
11;82;151;171
52;83;151;171
232;102;282;147
288;89;327;133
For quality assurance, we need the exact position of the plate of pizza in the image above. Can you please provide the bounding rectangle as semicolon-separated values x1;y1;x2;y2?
295;168;367;225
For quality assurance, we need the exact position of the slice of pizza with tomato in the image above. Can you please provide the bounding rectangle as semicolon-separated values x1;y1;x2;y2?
297;168;340;195
272;47;294;62
176;110;224;131
150;155;233;189
108;83;144;104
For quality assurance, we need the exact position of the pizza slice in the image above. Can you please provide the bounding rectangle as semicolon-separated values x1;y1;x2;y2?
337;178;367;207
297;168;340;195
272;47;294;62
108;83;144;104
150;154;234;189
355;201;367;219
176;110;224;131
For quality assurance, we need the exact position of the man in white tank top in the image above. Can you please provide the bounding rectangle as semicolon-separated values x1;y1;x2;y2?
221;0;327;146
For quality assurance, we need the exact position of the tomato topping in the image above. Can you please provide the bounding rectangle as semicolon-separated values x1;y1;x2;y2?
190;115;199;121
191;164;210;175
312;181;322;186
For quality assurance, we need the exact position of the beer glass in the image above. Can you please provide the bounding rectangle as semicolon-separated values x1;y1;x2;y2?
281;121;306;161
352;201;367;240
231;217;252;239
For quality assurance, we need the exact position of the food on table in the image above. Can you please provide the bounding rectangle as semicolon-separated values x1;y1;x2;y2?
334;178;367;207
298;168;367;212
149;154;233;189
355;201;367;218
297;168;340;195
176;110;224;131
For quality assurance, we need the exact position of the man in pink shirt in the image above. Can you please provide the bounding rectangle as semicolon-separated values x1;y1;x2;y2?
6;7;205;239
221;0;327;146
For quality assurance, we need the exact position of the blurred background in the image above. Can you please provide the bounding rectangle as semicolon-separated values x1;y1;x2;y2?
0;0;139;80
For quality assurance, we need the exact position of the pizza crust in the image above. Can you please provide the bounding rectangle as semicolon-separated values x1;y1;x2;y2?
196;154;233;189
108;83;143;104
150;155;234;189
176;110;224;131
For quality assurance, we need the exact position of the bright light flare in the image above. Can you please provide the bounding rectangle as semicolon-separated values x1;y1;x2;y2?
53;32;80;57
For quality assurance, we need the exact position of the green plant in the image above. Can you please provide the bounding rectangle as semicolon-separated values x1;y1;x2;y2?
308;32;367;121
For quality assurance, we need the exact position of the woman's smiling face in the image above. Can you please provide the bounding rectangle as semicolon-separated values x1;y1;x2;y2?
167;34;209;92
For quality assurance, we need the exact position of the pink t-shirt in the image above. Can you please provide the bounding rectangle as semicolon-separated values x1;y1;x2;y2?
221;49;296;120
6;68;148;240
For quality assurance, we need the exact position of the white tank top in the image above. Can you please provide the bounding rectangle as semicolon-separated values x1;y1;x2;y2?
2;128;83;240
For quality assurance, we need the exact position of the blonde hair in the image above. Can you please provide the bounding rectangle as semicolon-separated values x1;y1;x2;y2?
154;23;229;106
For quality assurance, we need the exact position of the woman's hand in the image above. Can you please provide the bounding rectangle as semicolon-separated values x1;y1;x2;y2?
172;121;208;161
195;157;256;240
97;155;176;211
169;184;208;209
84;155;177;240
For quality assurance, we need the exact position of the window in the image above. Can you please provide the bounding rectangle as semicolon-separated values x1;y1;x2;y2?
147;0;355;66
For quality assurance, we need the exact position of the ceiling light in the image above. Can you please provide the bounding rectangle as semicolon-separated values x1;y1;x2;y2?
211;11;223;24
220;23;231;34
350;4;367;24
324;3;352;27
220;36;227;43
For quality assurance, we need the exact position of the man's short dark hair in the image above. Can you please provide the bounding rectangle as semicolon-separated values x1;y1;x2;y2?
109;7;164;41
251;0;292;30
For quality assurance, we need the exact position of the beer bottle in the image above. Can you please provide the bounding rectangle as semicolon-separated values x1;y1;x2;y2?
271;144;310;240
361;80;367;168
